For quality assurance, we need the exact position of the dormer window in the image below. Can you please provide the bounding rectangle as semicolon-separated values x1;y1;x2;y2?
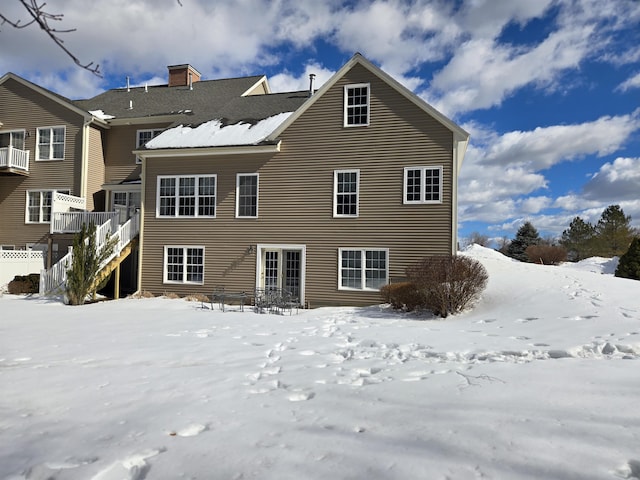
344;83;370;127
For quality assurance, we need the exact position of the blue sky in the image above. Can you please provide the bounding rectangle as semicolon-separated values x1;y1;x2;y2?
2;0;639;244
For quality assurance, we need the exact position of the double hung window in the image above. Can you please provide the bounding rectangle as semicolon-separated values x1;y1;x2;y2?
338;249;388;291
157;175;216;218
344;84;370;127
37;126;65;160
26;189;70;223
334;170;359;217
236;173;258;218
403;166;443;204
164;246;204;284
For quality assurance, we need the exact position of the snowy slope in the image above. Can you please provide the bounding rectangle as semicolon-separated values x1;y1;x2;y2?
1;246;639;480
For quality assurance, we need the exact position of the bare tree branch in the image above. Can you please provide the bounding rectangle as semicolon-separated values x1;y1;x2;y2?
1;0;101;76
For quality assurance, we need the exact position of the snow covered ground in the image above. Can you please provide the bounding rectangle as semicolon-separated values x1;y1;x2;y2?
1;246;639;480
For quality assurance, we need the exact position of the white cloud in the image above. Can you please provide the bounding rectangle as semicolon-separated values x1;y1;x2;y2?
428;24;595;115
482;111;640;169
616;72;640;92
582;157;640;201
269;62;335;93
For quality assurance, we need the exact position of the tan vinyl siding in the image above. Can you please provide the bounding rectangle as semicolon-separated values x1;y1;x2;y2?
85;126;106;211
104;123;169;183
140;63;455;307
0;78;85;248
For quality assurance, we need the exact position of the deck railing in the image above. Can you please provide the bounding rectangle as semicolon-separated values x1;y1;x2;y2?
39;212;140;296
0;146;29;171
51;211;119;234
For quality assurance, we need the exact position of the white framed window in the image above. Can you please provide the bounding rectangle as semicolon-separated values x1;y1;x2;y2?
403;166;443;204
236;173;258;218
0;245;15;251
0;129;26;150
333;169;359;217
163;246;204;284
344;83;370;127
156;175;216;218
136;129;163;163
36;126;65;160
338;248;388;291
25;189;70;223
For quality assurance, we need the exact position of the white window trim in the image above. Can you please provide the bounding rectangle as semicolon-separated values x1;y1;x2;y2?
343;83;370;127
333;169;360;217
338;248;389;291
25;189;70;224
235;173;259;219
156;175;217;218
163;245;205;285
136;129;164;163
36;126;65;161
403;166;443;204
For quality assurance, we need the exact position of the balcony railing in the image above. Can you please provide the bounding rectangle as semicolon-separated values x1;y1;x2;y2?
0;146;29;172
51;211;119;234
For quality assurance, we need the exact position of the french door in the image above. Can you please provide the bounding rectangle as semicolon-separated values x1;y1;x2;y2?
258;245;305;301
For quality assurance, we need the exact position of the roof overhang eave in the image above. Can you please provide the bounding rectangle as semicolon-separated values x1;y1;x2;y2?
135;140;281;159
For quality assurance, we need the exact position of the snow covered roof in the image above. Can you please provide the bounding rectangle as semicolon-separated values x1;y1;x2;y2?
145;112;293;149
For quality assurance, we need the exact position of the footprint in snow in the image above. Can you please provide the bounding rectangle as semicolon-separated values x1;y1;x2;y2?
174;423;207;437
90;448;165;480
288;391;315;402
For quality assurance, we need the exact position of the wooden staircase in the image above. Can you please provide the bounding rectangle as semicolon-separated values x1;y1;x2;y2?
91;237;139;299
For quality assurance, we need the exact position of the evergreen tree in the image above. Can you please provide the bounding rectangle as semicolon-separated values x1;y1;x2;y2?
594;205;633;257
66;222;118;305
615;237;640;280
560;216;596;261
507;221;541;262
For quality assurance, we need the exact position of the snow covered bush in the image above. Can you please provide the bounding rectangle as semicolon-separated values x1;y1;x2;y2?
406;255;489;318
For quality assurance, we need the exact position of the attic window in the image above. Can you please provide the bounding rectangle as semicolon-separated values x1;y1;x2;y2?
344;83;370;127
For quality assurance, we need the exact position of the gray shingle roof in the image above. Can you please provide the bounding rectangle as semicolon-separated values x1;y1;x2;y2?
74;76;310;127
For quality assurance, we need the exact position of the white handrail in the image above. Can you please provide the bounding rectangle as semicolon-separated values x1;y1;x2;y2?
39;212;140;296
51;211;119;234
0;146;29;171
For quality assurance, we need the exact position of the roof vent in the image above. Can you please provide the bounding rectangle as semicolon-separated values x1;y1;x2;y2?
309;73;316;97
168;64;201;87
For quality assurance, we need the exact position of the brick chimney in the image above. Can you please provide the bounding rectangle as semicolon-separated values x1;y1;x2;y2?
168;64;201;88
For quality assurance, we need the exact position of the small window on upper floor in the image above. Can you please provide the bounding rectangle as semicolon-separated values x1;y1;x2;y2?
136;129;164;163
36;126;65;161
344;83;370;127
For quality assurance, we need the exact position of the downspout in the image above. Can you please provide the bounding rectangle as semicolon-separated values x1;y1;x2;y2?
80;117;92;210
451;134;469;254
137;153;146;294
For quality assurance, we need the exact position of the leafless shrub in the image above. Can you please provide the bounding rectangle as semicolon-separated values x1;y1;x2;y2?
380;282;422;312
184;293;209;303
525;245;568;265
406;255;489;318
